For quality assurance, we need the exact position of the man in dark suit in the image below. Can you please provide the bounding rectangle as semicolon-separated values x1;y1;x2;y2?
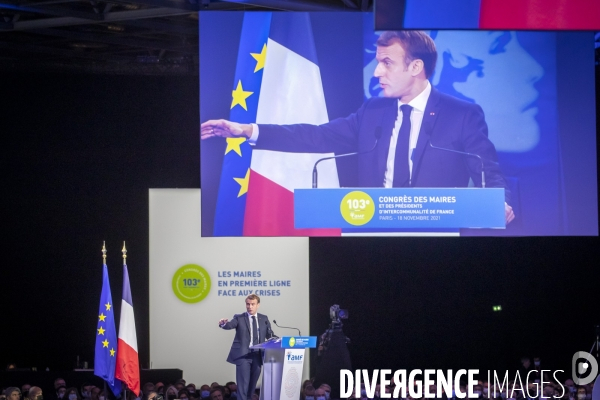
218;294;274;400
201;30;514;223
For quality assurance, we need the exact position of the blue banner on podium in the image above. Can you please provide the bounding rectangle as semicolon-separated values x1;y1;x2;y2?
280;336;317;349
294;188;505;229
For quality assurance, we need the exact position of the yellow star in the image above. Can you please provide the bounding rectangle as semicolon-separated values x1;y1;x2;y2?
97;326;106;336
105;302;111;311
225;138;246;157
110;348;116;357
102;339;109;348
231;80;253;111
233;169;250;198
98;313;106;322
250;43;267;73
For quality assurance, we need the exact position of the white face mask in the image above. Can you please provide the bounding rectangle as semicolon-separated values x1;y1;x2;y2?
69;394;77;400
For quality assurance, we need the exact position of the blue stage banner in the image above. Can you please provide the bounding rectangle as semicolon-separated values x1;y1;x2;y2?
295;188;505;229
281;336;318;349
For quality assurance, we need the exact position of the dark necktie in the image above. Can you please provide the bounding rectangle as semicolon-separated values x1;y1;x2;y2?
393;104;413;187
251;315;258;345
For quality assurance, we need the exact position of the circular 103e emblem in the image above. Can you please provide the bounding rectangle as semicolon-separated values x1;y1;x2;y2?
172;264;211;303
340;191;375;226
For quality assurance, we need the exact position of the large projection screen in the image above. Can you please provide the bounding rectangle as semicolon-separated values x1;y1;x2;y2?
200;12;597;237
149;189;310;385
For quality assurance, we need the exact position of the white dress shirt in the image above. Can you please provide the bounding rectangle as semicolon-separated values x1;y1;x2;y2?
247;312;259;347
383;81;432;188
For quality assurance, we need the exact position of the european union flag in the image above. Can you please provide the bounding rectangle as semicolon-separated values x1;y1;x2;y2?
94;265;122;396
212;12;272;236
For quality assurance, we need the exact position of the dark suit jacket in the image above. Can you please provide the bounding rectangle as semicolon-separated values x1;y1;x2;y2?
255;87;510;202
221;312;273;365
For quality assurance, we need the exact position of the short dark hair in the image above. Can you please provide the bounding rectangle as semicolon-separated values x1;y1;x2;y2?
376;31;437;79
246;294;260;303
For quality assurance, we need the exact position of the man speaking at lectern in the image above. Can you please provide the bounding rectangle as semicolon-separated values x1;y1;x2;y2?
218;294;274;400
202;30;514;224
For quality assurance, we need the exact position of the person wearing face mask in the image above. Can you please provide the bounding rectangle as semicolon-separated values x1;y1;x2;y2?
576;387;588;400
66;389;80;400
178;389;190;400
314;388;327;400
199;386;211;399
21;385;31;399
52;380;67;400
302;386;316;400
27;387;43;400
163;386;178;400
224;383;236;400
97;391;107;400
55;387;66;400
185;386;196;398
318;385;331;400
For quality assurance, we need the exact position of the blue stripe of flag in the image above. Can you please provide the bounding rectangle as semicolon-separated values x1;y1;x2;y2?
213;12;272;236
269;13;318;65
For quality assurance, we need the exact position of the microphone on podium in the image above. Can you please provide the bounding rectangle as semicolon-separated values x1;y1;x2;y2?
428;141;487;188
312;127;382;188
273;320;301;337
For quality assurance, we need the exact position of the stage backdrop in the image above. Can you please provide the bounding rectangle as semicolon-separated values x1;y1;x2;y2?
148;189;310;385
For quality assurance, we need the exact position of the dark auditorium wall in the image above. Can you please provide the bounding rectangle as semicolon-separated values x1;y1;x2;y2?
1;71;599;378
2;73;200;370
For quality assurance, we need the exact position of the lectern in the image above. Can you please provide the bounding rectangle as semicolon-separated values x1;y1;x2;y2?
251;336;317;400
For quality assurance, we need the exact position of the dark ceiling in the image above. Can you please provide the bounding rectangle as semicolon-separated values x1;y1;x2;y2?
0;0;373;74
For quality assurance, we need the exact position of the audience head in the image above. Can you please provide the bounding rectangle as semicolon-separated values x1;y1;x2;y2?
178;389;189;400
5;388;21;400
56;387;66;400
65;388;80;400
208;389;223;400
314;388;326;400
27;387;42;400
164;386;178;400
54;380;66;390
200;386;210;399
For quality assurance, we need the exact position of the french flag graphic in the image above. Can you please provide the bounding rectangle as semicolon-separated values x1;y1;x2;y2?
115;264;140;396
212;12;340;236
244;13;341;236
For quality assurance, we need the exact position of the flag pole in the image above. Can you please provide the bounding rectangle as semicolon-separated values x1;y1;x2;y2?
101;241;107;398
121;241;127;400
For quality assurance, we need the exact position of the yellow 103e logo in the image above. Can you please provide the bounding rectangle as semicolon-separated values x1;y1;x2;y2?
340;191;375;226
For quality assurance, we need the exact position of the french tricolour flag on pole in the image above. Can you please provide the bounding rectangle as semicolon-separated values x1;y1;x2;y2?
213;12;340;236
115;264;140;396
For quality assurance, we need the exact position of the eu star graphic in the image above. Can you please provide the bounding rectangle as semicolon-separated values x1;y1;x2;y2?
98;326;106;336
231;80;253;111
110;348;115;357
99;313;106;322
105;302;111;311
250;43;267;73
102;339;109;348
225;138;246;156
233;169;250;197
